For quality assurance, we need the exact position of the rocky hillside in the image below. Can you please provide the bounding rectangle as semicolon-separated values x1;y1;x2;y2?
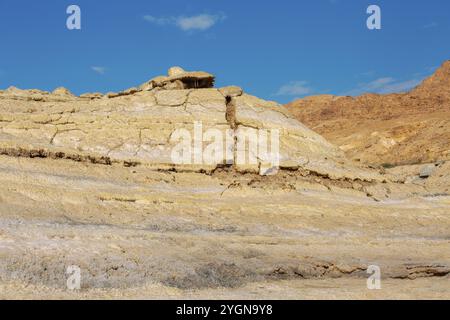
0;68;381;181
0;67;449;299
286;61;450;167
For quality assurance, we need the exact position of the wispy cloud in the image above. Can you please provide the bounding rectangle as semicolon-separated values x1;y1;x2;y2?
143;16;173;26
143;14;226;32
344;77;423;96
275;81;313;97
177;14;225;31
357;70;375;78
91;66;107;75
423;22;438;29
378;79;422;93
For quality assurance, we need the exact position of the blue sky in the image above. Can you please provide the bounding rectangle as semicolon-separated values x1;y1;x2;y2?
0;0;449;103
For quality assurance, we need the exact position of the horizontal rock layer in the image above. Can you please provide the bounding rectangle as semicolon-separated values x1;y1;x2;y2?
0;85;381;181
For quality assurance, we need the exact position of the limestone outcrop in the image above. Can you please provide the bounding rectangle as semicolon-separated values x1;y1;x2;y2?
0;67;380;181
140;67;215;91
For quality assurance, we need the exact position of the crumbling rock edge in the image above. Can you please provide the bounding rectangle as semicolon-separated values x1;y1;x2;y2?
0;143;433;203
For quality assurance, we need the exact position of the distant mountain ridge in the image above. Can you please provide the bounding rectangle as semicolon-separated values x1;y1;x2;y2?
286;61;450;166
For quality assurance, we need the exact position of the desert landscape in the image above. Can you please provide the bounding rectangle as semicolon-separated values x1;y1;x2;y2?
0;63;448;299
286;61;450;168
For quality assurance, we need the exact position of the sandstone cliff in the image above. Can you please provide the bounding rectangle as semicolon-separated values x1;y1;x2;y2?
0;68;381;181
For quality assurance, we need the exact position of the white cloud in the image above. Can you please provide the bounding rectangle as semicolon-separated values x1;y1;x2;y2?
423;22;438;29
177;14;223;31
358;71;375;77
344;77;423;96
378;79;422;93
143;14;226;32
91;66;107;75
275;81;313;96
143;15;173;26
364;77;395;91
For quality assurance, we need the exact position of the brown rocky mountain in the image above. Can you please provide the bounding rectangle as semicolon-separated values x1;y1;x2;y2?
286;60;450;167
0;67;449;299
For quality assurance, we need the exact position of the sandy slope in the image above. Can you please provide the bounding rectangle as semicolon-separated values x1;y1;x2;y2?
0;155;448;299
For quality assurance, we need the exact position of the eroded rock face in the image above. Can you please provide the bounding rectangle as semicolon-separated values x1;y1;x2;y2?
0;68;379;181
0;153;448;299
139;67;215;91
0;68;449;299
